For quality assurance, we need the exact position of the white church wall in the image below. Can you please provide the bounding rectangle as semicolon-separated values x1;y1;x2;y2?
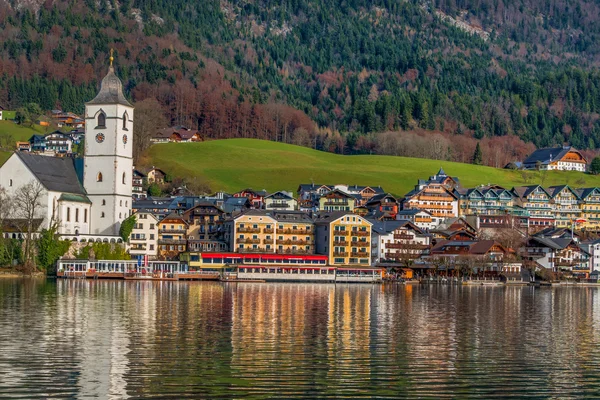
0;153;50;229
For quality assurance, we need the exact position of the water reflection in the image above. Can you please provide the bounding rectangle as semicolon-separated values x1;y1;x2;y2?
1;280;600;398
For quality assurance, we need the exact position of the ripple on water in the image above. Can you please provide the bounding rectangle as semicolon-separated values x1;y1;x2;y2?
1;280;600;398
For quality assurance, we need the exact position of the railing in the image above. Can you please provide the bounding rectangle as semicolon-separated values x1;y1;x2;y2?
130;236;147;241
159;228;186;234
238;248;269;253
386;243;428;250
334;252;348;257
334;230;350;236
237;227;261;233
281;229;311;234
275;249;312;255
351;230;369;237
333;240;348;246
263;229;274;234
323;201;349;206
350;241;370;247
351;252;370;257
394;234;414;240
267;203;292;208
281;239;311;245
238;238;261;244
158;239;187;245
263;239;274;244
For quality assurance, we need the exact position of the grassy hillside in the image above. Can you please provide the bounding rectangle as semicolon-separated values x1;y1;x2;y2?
0;121;45;166
147;139;600;196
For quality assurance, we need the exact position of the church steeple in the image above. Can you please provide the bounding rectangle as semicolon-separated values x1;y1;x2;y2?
86;49;132;107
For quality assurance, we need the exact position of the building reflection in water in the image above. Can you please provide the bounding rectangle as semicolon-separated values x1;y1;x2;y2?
3;280;600;398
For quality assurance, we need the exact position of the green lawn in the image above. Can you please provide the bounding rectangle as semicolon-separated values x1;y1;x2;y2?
0;120;46;142
0;151;10;165
147;139;600;196
2;111;16;120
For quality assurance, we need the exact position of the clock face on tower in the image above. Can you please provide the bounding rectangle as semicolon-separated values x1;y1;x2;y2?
95;133;105;143
122;134;128;144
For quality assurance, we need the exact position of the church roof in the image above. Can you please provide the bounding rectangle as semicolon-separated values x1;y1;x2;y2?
16;152;86;195
86;66;132;107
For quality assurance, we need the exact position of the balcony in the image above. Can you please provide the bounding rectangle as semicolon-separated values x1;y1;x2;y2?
351;241;370;247
130;236;147;241
333;240;348;246
276;249;312;255
281;239;311;245
334;252;348;257
352;230;370;237
238;227;261;233
334;230;350;236
238;248;269;253
324;201;349;206
263;229;274;234
158;239;187;245
267;203;292;208
263;239;274;244
159;228;186;234
238;238;261;244
351;252;370;257
386;243;427;249
281;228;311;234
393;234;414;240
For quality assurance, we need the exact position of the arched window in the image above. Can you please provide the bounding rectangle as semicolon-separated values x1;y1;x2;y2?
101;212;105;218
97;112;106;128
120;200;122;207
97;172;103;182
102;199;106;206
122;112;128;130
9;179;12;187
122;172;126;185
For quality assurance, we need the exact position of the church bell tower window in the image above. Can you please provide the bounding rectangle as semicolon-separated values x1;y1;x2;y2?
97;172;103;182
97;112;106;128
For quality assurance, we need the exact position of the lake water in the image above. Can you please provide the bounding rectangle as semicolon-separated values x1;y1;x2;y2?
1;279;600;399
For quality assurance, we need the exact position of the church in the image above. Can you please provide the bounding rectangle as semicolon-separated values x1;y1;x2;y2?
0;57;134;239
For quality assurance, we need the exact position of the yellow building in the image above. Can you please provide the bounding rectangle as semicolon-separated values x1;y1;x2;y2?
229;210;315;254
547;185;582;228
318;189;356;212
315;212;372;266
578;188;600;231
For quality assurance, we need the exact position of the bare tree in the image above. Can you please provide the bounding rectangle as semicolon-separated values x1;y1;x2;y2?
133;98;168;163
13;181;46;269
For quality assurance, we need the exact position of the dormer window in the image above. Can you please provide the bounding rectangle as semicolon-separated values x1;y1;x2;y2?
97;112;106;128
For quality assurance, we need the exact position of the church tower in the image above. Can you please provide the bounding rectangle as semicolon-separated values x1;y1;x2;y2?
83;51;134;235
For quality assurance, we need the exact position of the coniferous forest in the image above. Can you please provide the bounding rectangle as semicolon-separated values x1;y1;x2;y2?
2;0;600;166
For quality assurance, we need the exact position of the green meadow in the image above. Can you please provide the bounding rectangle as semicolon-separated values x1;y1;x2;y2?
146;139;600;196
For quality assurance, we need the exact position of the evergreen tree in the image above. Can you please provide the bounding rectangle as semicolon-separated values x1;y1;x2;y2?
472;142;483;165
590;157;600;175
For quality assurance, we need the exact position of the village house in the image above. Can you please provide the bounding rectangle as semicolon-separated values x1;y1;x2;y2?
577;188;600;231
457;186;515;217
264;191;297;211
144;167;167;184
233;188;268;209
44;131;73;155
152;126;203;143
132;169;146;199
546;185;582;228
343;185;385;207
522;146;587;172
182;203;227;252
129;211;159;260
522;236;589;276
50;110;85;129
157;213;188;260
402;181;459;227
15;141;30;152
511;185;555;231
370;220;430;266
365;193;399;220
314;212;372;267
318;189;356;212
396;209;436;230
429;240;512;274
29;134;46;152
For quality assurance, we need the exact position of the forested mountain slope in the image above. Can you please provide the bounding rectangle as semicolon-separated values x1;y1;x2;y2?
1;0;600;163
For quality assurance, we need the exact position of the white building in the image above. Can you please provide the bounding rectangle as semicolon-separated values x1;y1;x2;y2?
264;191;297;211
129;211;159;259
370;220;430;264
0;59;133;240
